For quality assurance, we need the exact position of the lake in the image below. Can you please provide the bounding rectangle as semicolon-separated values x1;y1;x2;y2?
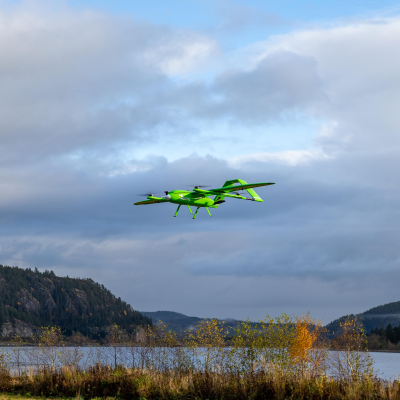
369;352;400;380
1;346;399;380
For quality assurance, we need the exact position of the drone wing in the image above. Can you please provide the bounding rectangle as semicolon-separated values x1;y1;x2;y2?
212;182;275;193
134;199;162;206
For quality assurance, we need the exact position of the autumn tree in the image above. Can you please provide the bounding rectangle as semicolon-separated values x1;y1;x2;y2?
231;319;261;373
37;326;64;371
257;314;297;372
186;319;229;373
329;316;373;381
289;314;327;377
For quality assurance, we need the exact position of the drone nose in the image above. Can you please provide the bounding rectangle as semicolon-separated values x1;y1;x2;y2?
164;194;171;200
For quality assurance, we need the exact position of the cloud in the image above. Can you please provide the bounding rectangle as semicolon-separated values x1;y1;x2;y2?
142;31;219;75
228;148;331;167
0;157;398;324
2;3;400;323
243;17;400;150
0;3;219;163
212;51;324;123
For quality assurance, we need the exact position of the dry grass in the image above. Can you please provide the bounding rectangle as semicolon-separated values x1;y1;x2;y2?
0;395;77;400
1;366;400;400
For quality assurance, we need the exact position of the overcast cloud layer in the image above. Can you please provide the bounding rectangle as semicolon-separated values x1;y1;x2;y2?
1;1;400;323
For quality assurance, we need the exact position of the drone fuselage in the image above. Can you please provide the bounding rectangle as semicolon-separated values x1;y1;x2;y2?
147;190;218;208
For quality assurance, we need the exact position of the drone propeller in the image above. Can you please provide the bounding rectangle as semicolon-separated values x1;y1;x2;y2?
185;185;211;189
137;191;172;197
137;193;156;197
233;191;244;196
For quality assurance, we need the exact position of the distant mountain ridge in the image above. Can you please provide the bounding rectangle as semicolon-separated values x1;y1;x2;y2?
0;265;152;339
141;310;241;333
142;311;194;321
141;311;203;332
327;300;400;334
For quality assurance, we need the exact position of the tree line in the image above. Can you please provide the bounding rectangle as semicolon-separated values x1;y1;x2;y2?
367;323;400;350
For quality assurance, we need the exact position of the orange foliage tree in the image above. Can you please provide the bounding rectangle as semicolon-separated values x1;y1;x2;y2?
289;314;327;377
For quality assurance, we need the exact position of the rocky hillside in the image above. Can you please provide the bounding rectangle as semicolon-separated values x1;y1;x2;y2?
326;300;400;334
0;265;152;339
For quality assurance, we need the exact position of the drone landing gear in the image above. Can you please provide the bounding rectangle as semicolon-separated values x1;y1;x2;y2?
174;205;212;219
174;204;194;217
193;207;200;219
174;205;181;217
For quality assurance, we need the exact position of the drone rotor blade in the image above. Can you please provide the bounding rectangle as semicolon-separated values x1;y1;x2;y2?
137;193;156;197
184;185;212;188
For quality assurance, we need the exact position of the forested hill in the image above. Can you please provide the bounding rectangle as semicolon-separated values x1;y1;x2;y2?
0;265;152;339
326;300;400;334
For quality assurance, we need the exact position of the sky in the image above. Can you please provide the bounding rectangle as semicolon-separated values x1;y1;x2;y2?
1;0;400;324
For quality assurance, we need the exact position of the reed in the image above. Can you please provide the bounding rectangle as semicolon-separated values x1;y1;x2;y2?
0;365;399;400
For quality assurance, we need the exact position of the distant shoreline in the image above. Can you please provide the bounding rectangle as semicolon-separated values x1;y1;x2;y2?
368;349;400;353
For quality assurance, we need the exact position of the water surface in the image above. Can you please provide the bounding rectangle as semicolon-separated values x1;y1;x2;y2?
1;347;399;380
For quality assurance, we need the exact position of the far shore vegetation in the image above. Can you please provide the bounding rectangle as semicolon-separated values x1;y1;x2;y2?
367;324;400;351
1;314;399;399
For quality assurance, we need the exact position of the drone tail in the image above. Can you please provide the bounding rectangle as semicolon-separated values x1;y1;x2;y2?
222;179;264;202
245;187;263;202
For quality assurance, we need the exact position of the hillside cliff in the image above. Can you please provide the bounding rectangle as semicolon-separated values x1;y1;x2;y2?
0;265;151;339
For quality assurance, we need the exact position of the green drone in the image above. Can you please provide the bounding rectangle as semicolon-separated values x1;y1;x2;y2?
134;179;275;219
